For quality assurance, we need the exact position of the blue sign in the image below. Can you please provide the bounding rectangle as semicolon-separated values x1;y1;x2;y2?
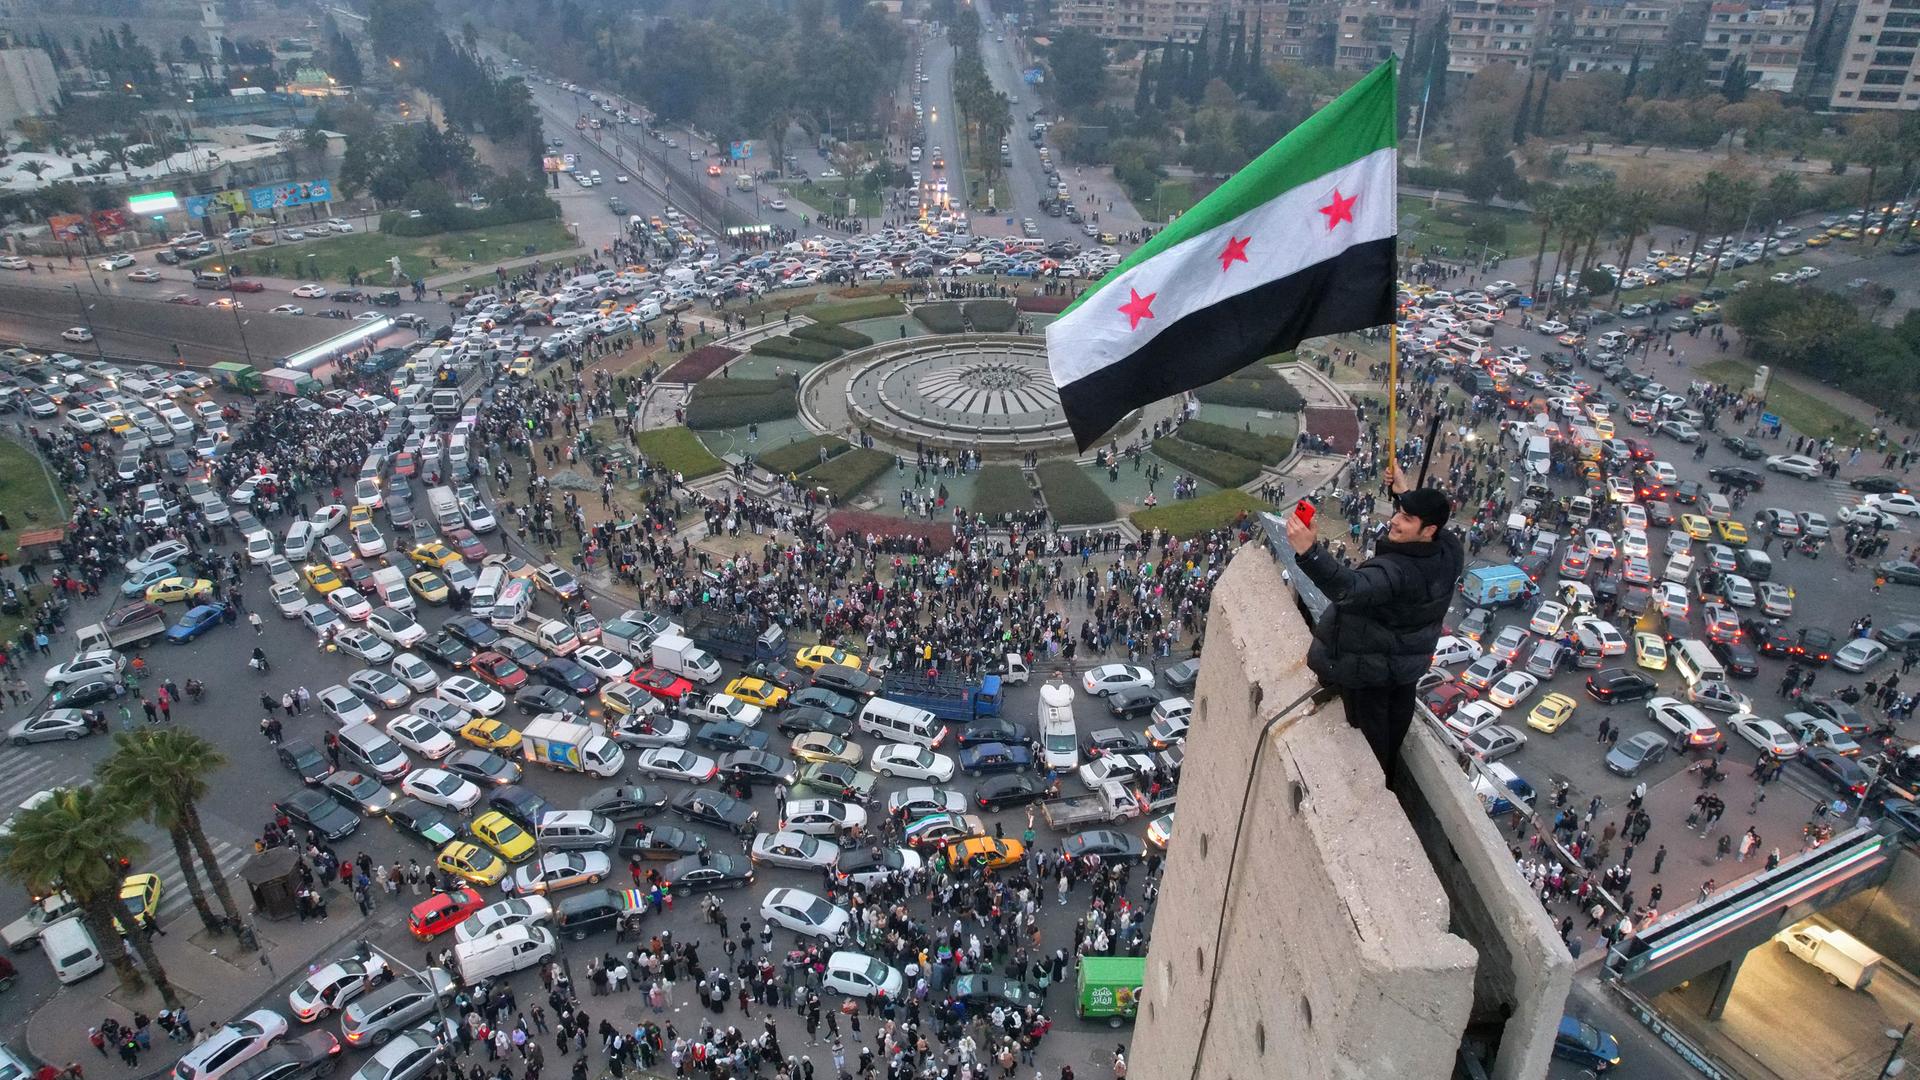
730;141;753;161
1761;412;1781;428
1022;67;1043;85
1517;296;1534;308
246;178;332;211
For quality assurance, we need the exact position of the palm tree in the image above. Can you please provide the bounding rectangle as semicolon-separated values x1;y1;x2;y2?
0;786;179;1003
100;730;255;949
1609;193;1655;310
1685;171;1728;284
1528;186;1566;299
1703;176;1757;287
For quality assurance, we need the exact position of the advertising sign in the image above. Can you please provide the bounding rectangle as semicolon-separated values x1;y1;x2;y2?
186;190;250;219
542;156;569;174
247;178;332;211
90;209;129;236
126;191;180;214
1023;67;1044;84
47;214;86;240
729;141;752;161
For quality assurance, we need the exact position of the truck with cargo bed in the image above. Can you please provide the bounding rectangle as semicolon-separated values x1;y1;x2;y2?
878;671;1003;723
75;602;168;652
520;715;626;778
426;486;461;528
601;609;682;660
1039;781;1148;830
684;615;785;664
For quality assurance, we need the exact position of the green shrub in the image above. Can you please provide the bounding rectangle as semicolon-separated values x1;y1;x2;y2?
792;322;873;350
802;447;894;502
686;376;799;428
634;427;725;480
810;296;906;324
1192;373;1305;411
970;466;1032;518
750;336;842;362
1131;489;1269;537
1151;437;1262;487
376;197;559;236
1036;460;1118;526
758;435;851;475
913;302;968;334
1174;420;1293;465
964;301;1017;332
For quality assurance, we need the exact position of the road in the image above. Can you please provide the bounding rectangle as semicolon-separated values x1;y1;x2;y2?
970;0;1079;244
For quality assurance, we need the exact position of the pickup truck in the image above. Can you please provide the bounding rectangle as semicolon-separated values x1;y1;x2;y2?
1;891;78;951
75;602;168;652
684;616;785;664
1039;781;1150;831
678;692;764;728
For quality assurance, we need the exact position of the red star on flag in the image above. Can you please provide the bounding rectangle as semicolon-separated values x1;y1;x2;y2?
1117;288;1157;331
1218;235;1251;272
1318;188;1358;232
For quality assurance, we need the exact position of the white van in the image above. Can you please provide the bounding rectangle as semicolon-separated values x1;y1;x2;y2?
40;917;103;983
1525;435;1552;476
243;527;277;566
452;925;555;983
489;580;533;628
471;566;507;622
857;697;945;748
1673;638;1726;688
1038;678;1077;770
283;519;316;561
1596;331;1629;351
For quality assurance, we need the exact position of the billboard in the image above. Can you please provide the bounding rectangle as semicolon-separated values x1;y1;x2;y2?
126;191;179;214
47;214;86;241
542;155;569;173
248;178;332;211
730;141;752;161
186;190;250;219
90;209;129;236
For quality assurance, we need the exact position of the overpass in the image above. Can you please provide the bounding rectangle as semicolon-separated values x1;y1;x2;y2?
0;281;346;366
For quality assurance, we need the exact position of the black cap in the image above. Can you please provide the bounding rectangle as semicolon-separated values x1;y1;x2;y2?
1395;487;1451;532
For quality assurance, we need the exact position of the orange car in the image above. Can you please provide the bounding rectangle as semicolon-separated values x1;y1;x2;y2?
946;837;1025;871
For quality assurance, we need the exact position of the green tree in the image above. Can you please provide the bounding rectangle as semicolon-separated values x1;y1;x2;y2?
1046;30;1108;116
99;730;253;946
1528;185;1566;298
1720;55;1749;102
1513;73;1534;145
1135;55;1154;114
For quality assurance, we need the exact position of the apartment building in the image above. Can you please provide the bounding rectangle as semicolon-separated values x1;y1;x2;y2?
1548;0;1683;73
1699;1;1816;92
1053;0;1223;43
1829;0;1920;109
1448;0;1552;72
1333;0;1435;68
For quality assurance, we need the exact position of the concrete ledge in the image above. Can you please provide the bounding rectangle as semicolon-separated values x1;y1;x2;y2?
1130;547;1478;1079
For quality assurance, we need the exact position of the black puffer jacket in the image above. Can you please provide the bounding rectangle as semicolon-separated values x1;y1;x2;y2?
1296;528;1466;689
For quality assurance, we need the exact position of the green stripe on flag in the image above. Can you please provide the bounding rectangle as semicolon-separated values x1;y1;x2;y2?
1063;59;1398;317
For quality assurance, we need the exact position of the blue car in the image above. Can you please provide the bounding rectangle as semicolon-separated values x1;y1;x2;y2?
959;742;1034;776
1552;1015;1620;1072
166;603;227;643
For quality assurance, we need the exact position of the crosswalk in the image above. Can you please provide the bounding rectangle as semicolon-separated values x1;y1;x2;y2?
150;837;254;922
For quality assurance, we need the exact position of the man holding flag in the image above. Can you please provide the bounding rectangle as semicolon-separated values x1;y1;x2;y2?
1044;58;1463;782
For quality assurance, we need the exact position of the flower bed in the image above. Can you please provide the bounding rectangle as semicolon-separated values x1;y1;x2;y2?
662;345;739;383
1036;460;1118;526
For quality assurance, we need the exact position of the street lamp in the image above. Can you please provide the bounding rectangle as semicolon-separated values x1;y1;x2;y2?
67;284;103;358
356;939;454;1044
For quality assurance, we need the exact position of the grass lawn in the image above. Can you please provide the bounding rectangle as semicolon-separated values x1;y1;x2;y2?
777;180;883;222
0;439;65;642
1694;358;1872;443
194;219;578;285
634;426;726;480
1396;196;1528;261
1131;489;1269;537
1148;179;1205;224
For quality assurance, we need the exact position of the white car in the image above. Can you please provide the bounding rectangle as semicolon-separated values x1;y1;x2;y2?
369;608;426;648
270;304;305;316
1485;671;1540;710
128;539;191;575
750;830;840;870
270;582;307;618
351;523;388;558
1582;529;1617;560
1867;493;1920;517
453;896;553;943
1834;639;1889;673
1572;616;1627;656
1840;504;1902;530
387;712;454;758
1620;529;1650;559
1646;697;1722;747
301;603;343;641
1536;319;1570;335
287;953;388;1022
294;283;328;298
1765;454;1822;479
437;676;507;717
1528;602;1570;638
822;951;903;1000
635;747;719;783
43;650;123;688
333;628;396;665
310;504;347;531
869;744;956;782
98;254;137;272
1081;664;1153;696
328;587;373;622
1432;635;1484;667
1790;713;1860;755
1443;700;1503;740
570;645;633;683
1729;714;1799;757
778;798;868;837
173;1009;288;1080
760;887;851;940
390;653;441;693
319;684;376;726
506;850;610;896
409;698;474;733
1757;582;1794;617
402;768;482;811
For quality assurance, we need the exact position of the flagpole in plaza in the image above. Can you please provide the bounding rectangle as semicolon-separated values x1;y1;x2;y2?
1386;321;1400;471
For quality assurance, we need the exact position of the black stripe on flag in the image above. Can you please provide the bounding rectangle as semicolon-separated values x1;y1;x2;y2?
1058;236;1397;452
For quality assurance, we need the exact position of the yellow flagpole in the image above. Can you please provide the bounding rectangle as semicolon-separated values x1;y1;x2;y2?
1386;321;1399;476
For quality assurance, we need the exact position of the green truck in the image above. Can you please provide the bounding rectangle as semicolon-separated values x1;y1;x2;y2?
1076;955;1145;1026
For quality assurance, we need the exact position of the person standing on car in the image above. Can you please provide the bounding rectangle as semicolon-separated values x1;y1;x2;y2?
1286;464;1465;782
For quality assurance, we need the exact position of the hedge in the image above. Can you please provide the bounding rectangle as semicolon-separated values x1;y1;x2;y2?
1036;460;1118;526
686;376;799;428
1151;436;1262;488
1015;295;1071;314
810;296;906;324
802;447;893;502
964;301;1018;332
634;427;725;480
1174;420;1292;465
970;465;1032;518
1131;489;1269;538
662;345;739;382
913;302;968;334
792;322;873;350
758;435;851;475
1192;371;1306;411
749;336;842;363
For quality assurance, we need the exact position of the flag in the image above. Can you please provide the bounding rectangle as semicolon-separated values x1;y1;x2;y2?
1046;60;1398;451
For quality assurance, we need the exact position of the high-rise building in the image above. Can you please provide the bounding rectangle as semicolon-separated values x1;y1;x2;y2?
1052;0;1221;43
1700;1;1817;92
1548;0;1685;73
1448;0;1553;72
1333;0;1434;68
1829;0;1920;109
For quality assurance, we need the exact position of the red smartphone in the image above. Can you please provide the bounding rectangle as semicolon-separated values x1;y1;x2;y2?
1293;499;1316;528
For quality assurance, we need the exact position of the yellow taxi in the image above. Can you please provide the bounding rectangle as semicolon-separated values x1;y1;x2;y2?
1634;633;1668;671
408;542;459;569
408;571;450;605
1806;234;1831;247
146;576;215;604
469;811;536;863
946;836;1025;871
1593;417;1615;440
436;841;508;886
115;873;164;931
1715;519;1749;545
1692;302;1720;317
1527;693;1578;734
303;564;345;594
507;355;533;379
724;677;788;710
1837;228;1861;241
1680;513;1715;541
460;717;522;751
348;505;375;530
794;646;863;672
106;413;136;435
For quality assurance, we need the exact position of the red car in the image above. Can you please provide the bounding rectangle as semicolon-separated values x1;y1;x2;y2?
408;886;484;940
392;451;416;478
629;666;693;701
472;651;527;691
229;279;266;293
1420;682;1474;719
444;528;488;562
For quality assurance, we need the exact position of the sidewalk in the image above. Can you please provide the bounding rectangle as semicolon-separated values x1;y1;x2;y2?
24;888;369;1077
421;247;596;291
